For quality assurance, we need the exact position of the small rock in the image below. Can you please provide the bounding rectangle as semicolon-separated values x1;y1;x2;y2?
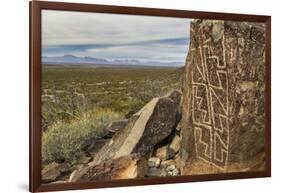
166;164;176;172
146;168;167;177
161;160;176;168
68;169;78;182
68;167;91;182
155;146;166;160
169;135;181;154
148;157;161;168
155;146;175;160
125;110;137;119
51;180;66;184
58;163;71;174
173;168;180;176
167;168;180;176
42;162;61;183
103;119;128;138
79;156;92;164
76;164;85;169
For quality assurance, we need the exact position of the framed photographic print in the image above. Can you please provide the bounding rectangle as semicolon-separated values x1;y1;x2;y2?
30;1;271;192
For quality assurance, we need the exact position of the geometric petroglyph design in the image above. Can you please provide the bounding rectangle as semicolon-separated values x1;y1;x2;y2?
191;35;229;170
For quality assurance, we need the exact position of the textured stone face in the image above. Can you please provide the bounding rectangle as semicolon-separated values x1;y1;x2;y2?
89;91;181;167
181;20;266;173
69;91;182;182
71;154;139;182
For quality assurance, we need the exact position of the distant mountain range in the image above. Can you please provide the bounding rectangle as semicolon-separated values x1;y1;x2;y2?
42;55;183;67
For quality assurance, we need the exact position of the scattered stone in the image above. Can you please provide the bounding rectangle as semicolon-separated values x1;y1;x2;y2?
148;157;161;168
88;139;109;157
42;162;61;183
68;167;90;182
146;168;167;177
125;110;137;119
76;164;85;170
167;168;180;176
68;169;78;182
169;134;181;154
165;164;180;176
103;119;128;139
48;91;183;183
59;163;71;174
155;146;166;160
161;160;176;168
79;156;92;164
155;146;175;160
166;164;176;172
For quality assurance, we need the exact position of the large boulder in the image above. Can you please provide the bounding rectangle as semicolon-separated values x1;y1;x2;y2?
89;90;181;166
70;90;181;181
181;20;266;173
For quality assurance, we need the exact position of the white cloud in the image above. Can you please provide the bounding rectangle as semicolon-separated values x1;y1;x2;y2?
42;10;190;63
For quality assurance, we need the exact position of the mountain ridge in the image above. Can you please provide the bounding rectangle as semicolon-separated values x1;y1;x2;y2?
42;55;183;67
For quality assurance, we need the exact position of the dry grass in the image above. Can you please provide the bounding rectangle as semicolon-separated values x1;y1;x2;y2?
42;108;121;164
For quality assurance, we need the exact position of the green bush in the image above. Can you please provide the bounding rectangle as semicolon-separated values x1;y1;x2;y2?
42;108;121;164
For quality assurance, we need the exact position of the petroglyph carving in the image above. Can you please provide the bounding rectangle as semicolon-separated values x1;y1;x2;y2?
181;20;266;173
191;36;229;169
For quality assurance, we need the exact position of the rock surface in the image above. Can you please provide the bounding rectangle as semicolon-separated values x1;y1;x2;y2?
89;91;181;167
166;165;180;176
169;134;181;154
103;119;128;139
161;159;176;168
155;145;175;161
70;91;181;181
42;162;70;183
146;168;167;177
181;19;266;172
70;154;139;182
148;157;161;168
42;162;61;183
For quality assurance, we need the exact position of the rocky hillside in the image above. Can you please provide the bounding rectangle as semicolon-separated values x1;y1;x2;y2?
180;19;266;174
42;90;183;183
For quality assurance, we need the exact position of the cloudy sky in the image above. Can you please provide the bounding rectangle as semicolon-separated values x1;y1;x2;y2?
42;10;190;64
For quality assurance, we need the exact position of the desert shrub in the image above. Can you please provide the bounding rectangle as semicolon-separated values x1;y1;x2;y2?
42;108;121;164
42;67;183;131
138;79;178;102
42;84;88;131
